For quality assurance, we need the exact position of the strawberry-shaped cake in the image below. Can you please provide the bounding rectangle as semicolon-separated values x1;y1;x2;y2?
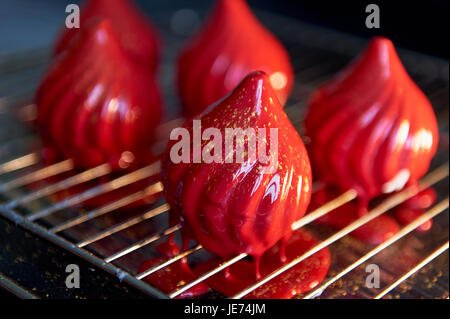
54;0;160;72
304;37;439;214
177;0;294;117
161;71;312;270
36;19;163;171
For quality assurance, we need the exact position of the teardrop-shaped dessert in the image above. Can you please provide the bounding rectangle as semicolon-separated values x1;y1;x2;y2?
177;0;294;117
36;19;163;170
54;0;160;72
161;71;311;266
304;37;439;212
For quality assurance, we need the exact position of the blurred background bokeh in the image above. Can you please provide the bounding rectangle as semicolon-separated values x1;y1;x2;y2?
0;0;448;58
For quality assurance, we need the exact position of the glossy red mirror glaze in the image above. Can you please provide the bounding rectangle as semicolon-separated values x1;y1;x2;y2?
304;37;439;210
54;0;160;72
36;19;163;170
177;0;294;117
161;71;312;263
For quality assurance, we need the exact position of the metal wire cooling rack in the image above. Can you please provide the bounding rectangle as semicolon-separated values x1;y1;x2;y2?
0;10;449;299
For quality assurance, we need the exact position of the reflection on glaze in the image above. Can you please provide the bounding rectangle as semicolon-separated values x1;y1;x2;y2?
177;0;294;117
161;72;311;262
36;19;163;170
54;0;160;72
304;37;439;208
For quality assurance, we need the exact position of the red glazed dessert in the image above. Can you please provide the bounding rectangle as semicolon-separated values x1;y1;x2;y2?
161;71;312;273
304;37;439;213
177;0;294;117
36;19;163;171
54;0;160;72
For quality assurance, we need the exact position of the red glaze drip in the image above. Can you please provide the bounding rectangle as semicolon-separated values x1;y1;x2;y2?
161;71;312;261
138;241;210;299
393;187;436;232
310;189;399;245
54;0;160;72
304;37;439;210
27;170;162;209
177;0;294;116
36;19;163;171
193;229;330;299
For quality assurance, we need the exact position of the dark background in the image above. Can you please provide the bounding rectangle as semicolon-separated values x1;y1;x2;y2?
0;0;448;59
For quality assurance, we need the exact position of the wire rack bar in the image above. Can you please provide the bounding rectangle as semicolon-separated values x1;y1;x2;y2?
374;241;450;299
0;203;169;299
136;244;203;280
0;18;448;299
49;183;163;233
0;159;73;192
303;197;449;299
0;273;40;299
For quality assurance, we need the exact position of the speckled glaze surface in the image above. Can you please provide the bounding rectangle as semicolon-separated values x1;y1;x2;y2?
177;0;294;117
36;19;163;170
54;0;161;72
304;37;439;210
161;71;312;261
